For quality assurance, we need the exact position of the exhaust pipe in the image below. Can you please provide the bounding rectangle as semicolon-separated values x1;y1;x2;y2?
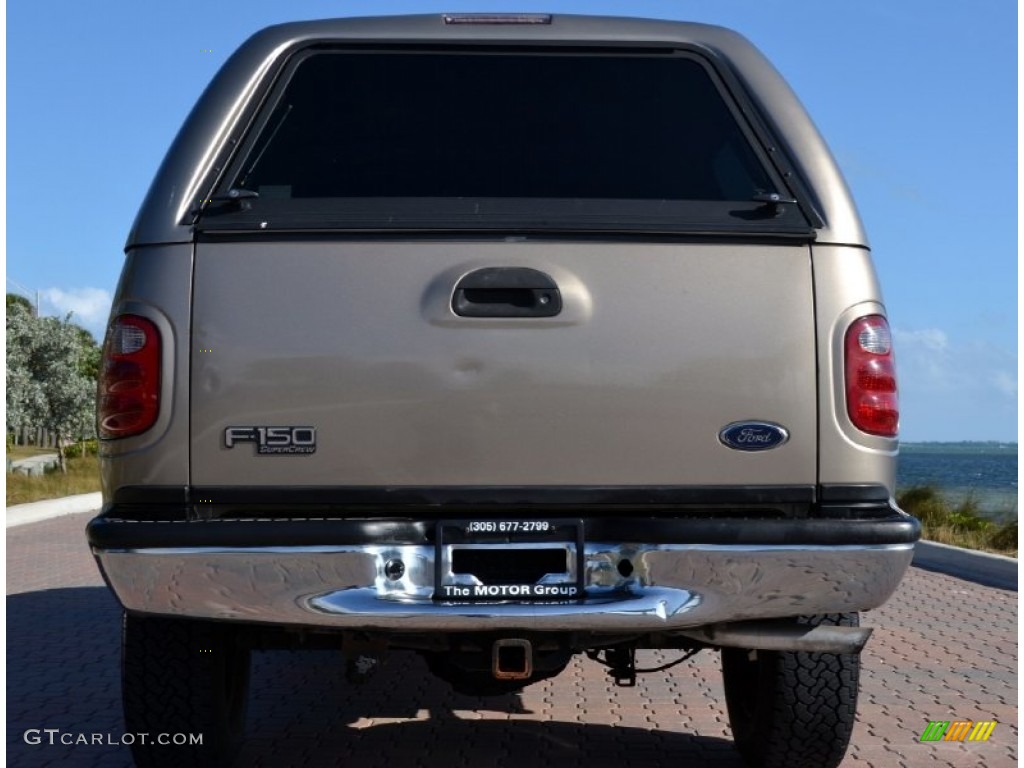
678;621;873;654
492;638;533;680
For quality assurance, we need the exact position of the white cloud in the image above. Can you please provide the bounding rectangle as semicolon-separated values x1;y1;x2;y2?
991;371;1018;397
890;326;1017;440
40;287;112;339
893;327;948;352
41;287;111;325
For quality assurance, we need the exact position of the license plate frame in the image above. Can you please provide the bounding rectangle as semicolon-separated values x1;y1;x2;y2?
434;518;585;601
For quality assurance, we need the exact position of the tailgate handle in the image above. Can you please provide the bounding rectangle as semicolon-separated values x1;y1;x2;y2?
452;267;562;318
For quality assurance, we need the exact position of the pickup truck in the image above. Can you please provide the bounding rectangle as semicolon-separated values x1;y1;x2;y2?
87;13;920;768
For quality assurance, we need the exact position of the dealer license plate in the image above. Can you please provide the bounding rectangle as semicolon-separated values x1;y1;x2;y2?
434;519;584;601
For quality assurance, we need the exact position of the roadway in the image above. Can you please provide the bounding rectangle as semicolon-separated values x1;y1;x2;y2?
7;511;1017;767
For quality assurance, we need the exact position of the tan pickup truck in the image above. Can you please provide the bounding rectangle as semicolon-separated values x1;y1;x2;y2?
87;14;919;768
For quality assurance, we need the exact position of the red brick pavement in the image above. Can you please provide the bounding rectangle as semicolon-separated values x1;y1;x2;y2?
6;512;1018;767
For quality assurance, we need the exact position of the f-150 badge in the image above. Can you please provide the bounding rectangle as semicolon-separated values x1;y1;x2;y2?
718;421;789;451
224;426;316;455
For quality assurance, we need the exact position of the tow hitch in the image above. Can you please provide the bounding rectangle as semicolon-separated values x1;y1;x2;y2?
492;638;533;681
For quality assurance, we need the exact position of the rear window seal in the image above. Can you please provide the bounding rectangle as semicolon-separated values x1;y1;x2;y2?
190;42;821;235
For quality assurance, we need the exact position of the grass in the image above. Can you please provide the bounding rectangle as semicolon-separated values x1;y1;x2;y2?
897;485;1018;558
6;454;101;506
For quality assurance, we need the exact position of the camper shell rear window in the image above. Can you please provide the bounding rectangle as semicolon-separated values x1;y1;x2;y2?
198;46;814;235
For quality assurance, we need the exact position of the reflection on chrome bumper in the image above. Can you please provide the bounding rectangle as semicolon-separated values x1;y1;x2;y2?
93;542;914;632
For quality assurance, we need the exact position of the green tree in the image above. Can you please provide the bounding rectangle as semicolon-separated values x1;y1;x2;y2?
6;301;96;472
6;293;33;315
72;325;101;381
6;300;45;439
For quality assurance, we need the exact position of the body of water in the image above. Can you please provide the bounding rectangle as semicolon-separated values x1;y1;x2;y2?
896;442;1017;520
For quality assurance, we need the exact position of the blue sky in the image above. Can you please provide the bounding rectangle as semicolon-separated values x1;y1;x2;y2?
6;1;1018;441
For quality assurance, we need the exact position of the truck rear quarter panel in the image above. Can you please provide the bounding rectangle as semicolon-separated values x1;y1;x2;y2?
99;245;192;498
813;244;898;491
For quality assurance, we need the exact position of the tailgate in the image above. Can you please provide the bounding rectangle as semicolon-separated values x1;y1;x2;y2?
190;240;816;488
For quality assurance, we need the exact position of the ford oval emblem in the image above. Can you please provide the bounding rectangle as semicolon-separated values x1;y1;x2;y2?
719;421;790;451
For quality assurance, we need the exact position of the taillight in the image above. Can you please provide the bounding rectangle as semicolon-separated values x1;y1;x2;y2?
98;315;161;439
844;315;898;437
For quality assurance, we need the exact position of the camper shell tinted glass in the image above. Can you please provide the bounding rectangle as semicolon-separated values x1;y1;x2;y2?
199;46;814;235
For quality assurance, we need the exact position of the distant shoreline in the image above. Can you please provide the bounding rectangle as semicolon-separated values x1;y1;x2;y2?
896;442;1017;519
899;441;1017;451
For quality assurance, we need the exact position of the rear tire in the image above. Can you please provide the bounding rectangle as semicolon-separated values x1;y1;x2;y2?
122;613;250;768
721;613;860;768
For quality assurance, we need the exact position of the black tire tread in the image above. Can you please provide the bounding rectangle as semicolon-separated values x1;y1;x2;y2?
722;612;860;768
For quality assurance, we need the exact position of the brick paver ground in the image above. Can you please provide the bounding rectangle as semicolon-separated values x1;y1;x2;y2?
7;512;1017;767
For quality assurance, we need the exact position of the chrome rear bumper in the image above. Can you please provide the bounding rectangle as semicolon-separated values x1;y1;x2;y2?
92;541;914;633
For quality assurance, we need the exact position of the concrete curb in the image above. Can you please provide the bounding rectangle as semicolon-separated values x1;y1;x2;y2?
913;539;1018;591
6;493;103;528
